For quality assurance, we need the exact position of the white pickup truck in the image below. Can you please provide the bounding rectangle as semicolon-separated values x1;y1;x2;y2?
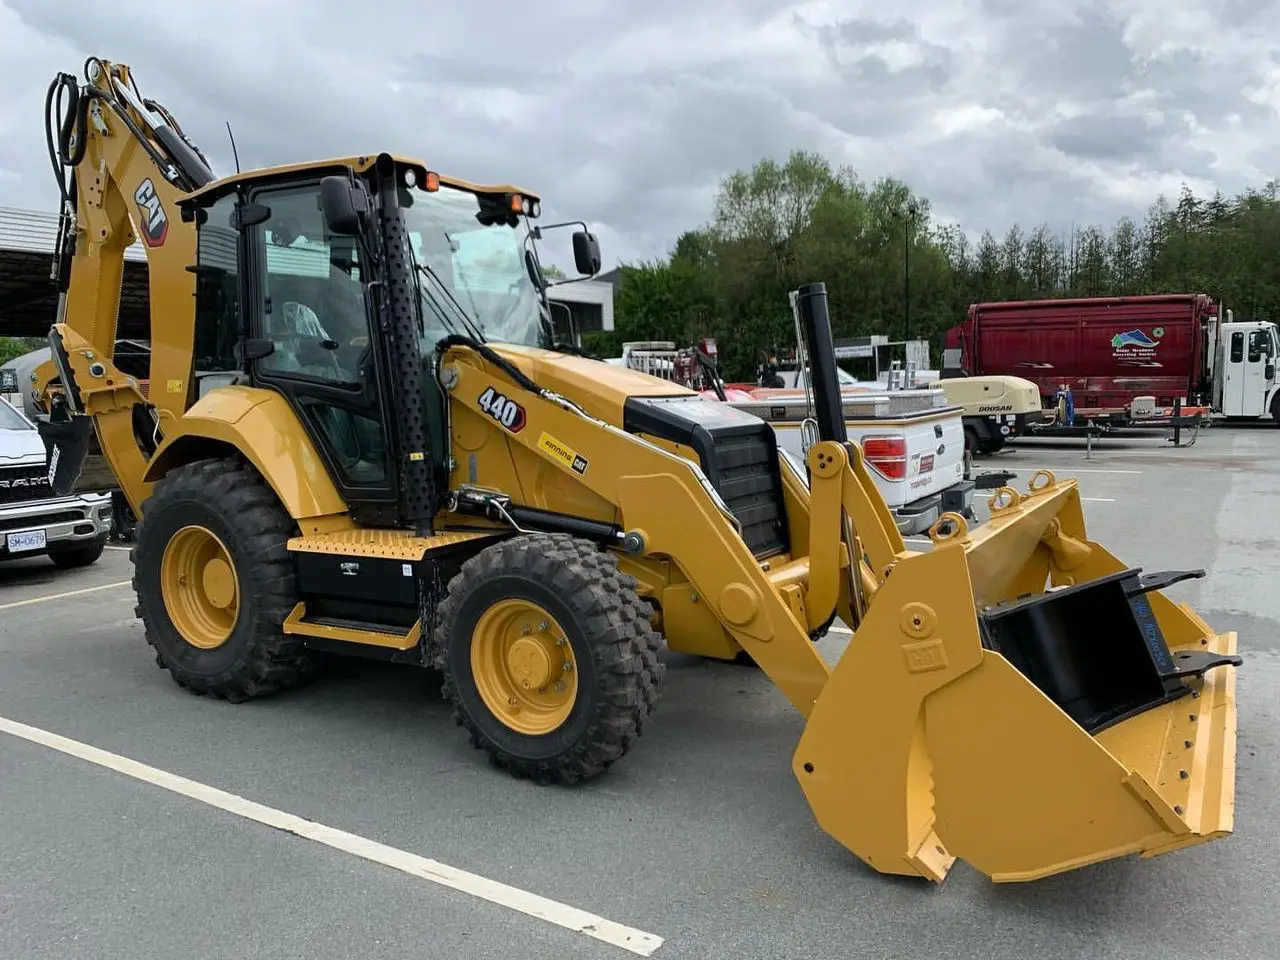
730;388;972;534
0;395;112;567
607;345;975;534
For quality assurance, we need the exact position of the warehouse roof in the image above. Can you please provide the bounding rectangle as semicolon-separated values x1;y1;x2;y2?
0;205;150;339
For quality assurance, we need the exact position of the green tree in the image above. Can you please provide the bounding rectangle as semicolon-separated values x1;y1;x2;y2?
0;338;43;366
605;154;1280;380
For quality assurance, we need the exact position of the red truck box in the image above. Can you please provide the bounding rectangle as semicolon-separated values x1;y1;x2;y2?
942;294;1218;412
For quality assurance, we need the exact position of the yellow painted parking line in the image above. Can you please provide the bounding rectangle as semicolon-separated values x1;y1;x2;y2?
0;580;132;611
0;715;666;957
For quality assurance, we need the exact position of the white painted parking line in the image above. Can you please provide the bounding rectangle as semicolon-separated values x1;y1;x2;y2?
105;545;132;552
1082;497;1116;502
0;580;132;611
0;715;665;957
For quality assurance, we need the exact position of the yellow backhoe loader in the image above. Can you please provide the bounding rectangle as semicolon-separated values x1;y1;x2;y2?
33;57;1242;884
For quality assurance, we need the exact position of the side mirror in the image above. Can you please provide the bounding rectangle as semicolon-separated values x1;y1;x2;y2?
1266;362;1276;381
571;229;601;276
319;176;369;236
524;248;546;292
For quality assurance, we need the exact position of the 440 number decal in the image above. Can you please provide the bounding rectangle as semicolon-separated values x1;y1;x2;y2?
477;386;527;433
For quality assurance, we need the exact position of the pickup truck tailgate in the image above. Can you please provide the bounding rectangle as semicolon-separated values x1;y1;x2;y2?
894;412;965;503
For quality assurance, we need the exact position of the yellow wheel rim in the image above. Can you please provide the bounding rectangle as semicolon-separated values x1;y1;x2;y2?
160;524;241;651
470;599;579;736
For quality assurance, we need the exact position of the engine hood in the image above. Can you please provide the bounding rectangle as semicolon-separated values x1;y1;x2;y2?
486;344;694;425
0;426;46;465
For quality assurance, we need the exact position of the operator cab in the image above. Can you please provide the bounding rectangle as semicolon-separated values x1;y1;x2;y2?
1218;320;1279;418
183;156;601;527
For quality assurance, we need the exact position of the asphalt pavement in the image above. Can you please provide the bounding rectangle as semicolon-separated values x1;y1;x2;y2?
1;421;1277;960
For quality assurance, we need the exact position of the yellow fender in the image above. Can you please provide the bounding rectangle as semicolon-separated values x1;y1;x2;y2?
144;386;348;521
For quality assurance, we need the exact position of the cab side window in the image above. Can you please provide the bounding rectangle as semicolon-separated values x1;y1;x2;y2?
192;192;241;373
256;186;368;387
1248;330;1269;363
1230;332;1244;364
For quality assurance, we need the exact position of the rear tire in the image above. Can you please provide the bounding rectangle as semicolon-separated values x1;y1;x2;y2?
977;435;1005;454
47;535;106;568
432;532;665;785
132;457;317;703
1271;392;1280;425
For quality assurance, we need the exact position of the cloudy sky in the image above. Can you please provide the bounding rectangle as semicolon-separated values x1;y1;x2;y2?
1;0;1277;272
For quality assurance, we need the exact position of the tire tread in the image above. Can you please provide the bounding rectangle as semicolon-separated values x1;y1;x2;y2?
132;457;316;702
431;532;665;785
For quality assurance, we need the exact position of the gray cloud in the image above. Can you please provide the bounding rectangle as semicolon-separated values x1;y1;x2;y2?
0;0;1277;273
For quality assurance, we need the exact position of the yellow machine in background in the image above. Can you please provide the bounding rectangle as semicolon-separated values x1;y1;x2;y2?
34;57;1242;884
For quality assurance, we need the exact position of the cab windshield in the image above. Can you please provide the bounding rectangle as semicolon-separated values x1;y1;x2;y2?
400;184;551;349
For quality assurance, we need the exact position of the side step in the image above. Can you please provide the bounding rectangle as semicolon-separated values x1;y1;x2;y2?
283;527;503;664
282;602;421;652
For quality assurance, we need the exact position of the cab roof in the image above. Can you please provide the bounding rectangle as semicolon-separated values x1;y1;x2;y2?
182;152;539;206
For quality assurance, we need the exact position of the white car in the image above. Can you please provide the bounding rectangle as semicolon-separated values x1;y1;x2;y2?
0;395;113;567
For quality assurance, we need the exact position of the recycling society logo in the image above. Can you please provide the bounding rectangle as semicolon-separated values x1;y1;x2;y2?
1110;326;1164;364
1111;328;1159;349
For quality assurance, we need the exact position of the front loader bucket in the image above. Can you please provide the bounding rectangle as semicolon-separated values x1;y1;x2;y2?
794;471;1241;883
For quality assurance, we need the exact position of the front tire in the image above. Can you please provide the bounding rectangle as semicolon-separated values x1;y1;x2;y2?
132;457;317;702
432;533;665;785
47;535;106;569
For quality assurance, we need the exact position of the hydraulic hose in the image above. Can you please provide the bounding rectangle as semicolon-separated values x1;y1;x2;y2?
45;71;86;195
45;70;88;291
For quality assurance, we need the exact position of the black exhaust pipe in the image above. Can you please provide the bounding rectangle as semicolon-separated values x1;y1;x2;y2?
794;282;848;444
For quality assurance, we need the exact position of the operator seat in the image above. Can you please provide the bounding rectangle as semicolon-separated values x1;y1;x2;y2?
266;301;374;475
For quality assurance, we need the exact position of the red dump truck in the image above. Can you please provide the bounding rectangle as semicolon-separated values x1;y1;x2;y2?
941;294;1229;424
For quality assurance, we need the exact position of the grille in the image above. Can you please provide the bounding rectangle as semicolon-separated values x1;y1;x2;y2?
708;431;787;558
0;510;82;532
0;463;53;505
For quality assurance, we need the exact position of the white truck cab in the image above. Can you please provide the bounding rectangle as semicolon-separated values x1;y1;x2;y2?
1215;320;1280;420
0;395;112;567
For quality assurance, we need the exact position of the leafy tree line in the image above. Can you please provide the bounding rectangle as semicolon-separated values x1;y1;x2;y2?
0;337;43;367
581;150;1280;381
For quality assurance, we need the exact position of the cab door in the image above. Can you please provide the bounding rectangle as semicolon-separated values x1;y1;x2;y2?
241;179;401;524
1222;330;1247;416
1244;330;1271;417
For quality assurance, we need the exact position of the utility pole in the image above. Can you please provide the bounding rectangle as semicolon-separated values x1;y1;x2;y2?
903;200;918;340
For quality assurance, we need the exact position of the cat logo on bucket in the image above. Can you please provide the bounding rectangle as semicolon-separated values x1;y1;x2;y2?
537;432;589;475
